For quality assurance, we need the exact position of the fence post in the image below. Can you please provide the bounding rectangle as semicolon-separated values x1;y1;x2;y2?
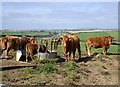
37;31;40;59
54;40;57;51
51;39;53;52
46;39;48;52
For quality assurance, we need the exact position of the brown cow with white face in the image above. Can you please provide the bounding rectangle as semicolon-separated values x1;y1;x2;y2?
60;35;81;61
85;36;113;56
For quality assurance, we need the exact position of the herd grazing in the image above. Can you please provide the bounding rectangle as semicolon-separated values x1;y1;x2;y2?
0;34;113;62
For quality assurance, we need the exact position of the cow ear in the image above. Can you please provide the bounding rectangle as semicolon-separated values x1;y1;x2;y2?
68;37;71;41
6;36;13;41
111;36;114;39
109;36;114;39
5;37;8;42
59;36;63;40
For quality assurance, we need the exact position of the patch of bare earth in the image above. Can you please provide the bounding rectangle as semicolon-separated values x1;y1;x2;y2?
0;55;119;85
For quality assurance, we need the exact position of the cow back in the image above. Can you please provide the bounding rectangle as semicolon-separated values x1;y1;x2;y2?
86;36;113;48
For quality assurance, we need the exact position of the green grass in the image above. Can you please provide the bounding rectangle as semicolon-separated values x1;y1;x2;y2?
75;31;119;42
19;61;81;85
63;61;79;71
35;63;57;74
2;30;50;36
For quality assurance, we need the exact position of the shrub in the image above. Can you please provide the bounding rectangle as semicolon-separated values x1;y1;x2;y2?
63;61;79;71
35;63;57;74
20;67;35;78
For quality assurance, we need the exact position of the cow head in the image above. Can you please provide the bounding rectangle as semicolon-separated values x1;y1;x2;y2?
28;36;36;43
106;36;114;44
61;36;71;47
52;38;62;45
1;37;8;50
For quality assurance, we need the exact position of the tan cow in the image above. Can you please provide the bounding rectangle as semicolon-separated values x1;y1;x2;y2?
26;43;46;62
1;35;35;57
60;35;81;61
85;36;113;56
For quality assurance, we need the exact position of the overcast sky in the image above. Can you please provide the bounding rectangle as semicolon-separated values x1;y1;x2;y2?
2;1;118;30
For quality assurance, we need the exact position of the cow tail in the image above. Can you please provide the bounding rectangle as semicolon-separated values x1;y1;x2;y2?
78;39;81;59
26;44;29;55
79;40;81;54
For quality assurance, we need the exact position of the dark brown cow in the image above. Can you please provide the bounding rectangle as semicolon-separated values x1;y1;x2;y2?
0;39;3;56
26;43;46;62
1;35;35;57
60;35;81;61
85;36;113;56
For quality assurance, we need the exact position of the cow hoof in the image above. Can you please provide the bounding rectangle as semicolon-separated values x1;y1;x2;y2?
79;59;82;62
65;60;68;62
26;60;28;62
5;55;10;59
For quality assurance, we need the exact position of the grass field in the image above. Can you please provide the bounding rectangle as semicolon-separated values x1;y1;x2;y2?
1;30;119;56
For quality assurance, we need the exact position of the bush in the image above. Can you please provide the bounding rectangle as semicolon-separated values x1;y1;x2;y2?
20;67;35;78
35;63;57;74
63;61;79;71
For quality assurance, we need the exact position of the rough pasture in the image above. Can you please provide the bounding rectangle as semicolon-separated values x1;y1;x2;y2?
0;30;119;86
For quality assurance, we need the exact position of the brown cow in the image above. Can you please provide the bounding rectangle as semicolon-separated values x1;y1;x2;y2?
1;36;19;56
1;35;35;57
0;39;3;56
26;43;46;62
60;35;81;61
85;36;113;56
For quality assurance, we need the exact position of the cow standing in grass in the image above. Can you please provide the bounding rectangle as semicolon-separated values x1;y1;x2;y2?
85;36;113;56
60;35;81;61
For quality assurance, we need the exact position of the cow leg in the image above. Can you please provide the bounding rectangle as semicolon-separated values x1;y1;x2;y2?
77;45;81;60
87;46;91;56
65;51;69;61
73;51;76;61
5;47;11;58
68;52;71;61
26;51;29;62
65;54;69;61
30;52;34;61
103;47;107;55
86;43;92;56
4;50;8;58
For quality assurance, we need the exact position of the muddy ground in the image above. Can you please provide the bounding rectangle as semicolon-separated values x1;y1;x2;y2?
0;54;119;86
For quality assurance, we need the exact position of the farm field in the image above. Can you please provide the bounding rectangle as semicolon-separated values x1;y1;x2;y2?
0;30;120;86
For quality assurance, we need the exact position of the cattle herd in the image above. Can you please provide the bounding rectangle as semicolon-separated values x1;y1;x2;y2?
0;35;113;62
